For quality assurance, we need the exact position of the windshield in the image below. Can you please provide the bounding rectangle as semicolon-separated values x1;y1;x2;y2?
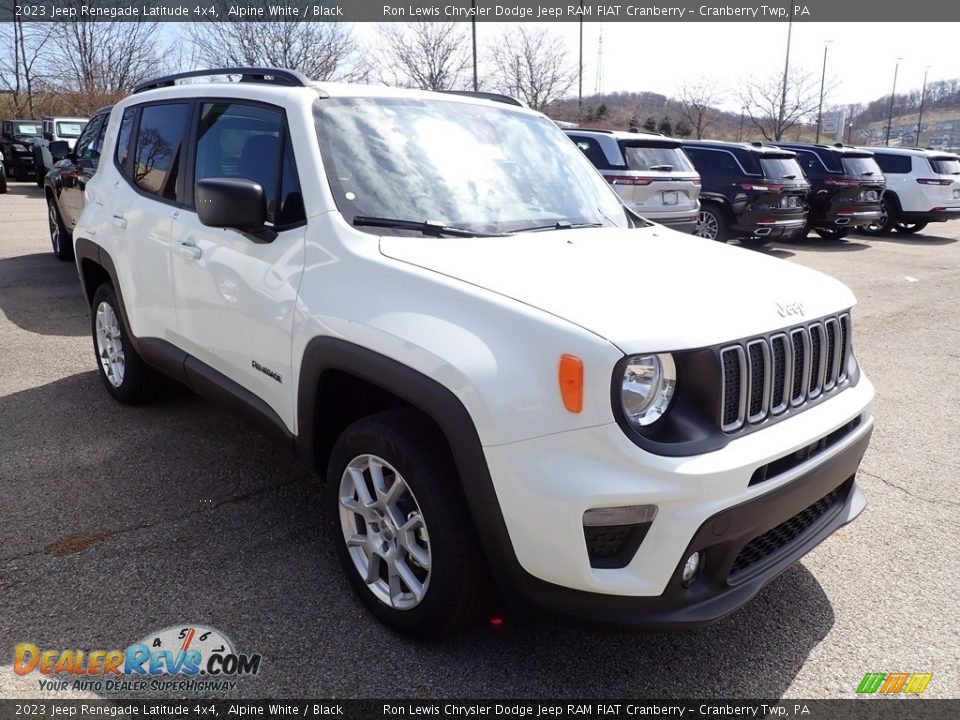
841;156;882;177
14;122;41;136
314;98;629;236
930;157;960;175
759;157;804;180
56;121;85;138
621;144;695;173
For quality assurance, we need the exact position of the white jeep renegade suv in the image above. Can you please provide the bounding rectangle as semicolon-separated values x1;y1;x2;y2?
73;68;875;637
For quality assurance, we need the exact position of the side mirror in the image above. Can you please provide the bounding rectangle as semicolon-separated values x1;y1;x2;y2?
196;178;273;240
49;141;70;162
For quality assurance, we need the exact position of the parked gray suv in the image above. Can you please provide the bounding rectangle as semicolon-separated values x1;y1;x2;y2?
565;129;700;233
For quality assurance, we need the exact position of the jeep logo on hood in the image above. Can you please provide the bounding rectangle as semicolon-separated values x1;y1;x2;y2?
776;302;805;318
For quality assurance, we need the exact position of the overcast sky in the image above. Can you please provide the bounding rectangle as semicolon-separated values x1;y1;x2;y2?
350;21;952;110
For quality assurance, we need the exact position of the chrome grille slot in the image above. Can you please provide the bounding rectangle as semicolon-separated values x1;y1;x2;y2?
718;313;853;435
790;329;808;406
769;334;790;415
746;340;770;423
838;314;850;382
808;323;824;398
720;346;747;431
824;318;840;390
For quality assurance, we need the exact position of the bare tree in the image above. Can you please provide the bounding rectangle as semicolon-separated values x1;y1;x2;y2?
187;21;368;83
675;78;724;139
379;22;471;91
489;27;576;111
737;69;824;141
0;15;55;117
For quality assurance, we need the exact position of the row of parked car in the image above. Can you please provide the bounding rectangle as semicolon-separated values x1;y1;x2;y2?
565;127;960;245
0;115;89;192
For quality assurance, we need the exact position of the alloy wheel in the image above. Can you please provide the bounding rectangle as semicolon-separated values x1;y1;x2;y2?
338;454;431;610
95;301;125;387
694;210;719;240
48;203;60;254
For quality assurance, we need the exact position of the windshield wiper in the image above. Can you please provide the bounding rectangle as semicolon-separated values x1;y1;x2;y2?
509;220;605;233
352;215;506;238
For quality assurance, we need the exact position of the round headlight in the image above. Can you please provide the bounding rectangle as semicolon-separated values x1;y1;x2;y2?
620;354;676;427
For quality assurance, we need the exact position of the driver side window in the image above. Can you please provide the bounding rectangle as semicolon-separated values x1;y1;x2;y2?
74;114;104;169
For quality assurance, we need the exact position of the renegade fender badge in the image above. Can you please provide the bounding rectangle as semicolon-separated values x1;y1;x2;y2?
252;360;282;383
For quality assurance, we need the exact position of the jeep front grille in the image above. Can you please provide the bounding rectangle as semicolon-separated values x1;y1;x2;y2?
720;313;851;432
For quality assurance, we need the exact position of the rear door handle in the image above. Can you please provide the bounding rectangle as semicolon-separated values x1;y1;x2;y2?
174;241;202;260
110;214;127;228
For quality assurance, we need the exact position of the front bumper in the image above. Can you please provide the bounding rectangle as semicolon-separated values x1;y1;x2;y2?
480;375;874;627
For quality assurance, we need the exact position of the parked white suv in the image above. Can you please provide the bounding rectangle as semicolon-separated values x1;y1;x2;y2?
859;146;960;235
73;69;875;637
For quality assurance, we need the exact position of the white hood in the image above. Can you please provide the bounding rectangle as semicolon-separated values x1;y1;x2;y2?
380;226;856;353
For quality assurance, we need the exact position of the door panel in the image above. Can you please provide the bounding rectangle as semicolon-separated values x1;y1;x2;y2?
170;100;307;430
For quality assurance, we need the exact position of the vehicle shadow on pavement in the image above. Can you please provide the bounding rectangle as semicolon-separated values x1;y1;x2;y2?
1;181;45;198
774;238;870;253
0;372;834;700
852;233;957;246
0;251;88;336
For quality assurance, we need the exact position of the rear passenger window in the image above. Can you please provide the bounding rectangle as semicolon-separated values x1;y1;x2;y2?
115;109;135;171
194;101;304;227
794;150;822;177
874;153;912;174
686;148;740;175
133;103;190;200
569;135;618;171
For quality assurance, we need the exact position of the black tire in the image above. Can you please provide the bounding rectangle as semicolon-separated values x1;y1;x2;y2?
895;221;928;235
814;228;851;240
47;197;73;261
859;196;897;236
739;236;771;248
694;204;729;242
327;410;490;638
90;283;157;404
0;170;6;194
14;162;28;182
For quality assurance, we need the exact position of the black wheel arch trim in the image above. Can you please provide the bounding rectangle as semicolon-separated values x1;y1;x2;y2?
295;336;527;597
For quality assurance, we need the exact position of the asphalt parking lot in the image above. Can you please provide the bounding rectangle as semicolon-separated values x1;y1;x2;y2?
1;179;958;700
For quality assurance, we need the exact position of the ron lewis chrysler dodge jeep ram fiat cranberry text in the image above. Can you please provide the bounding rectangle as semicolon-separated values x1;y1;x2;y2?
70;68;875;637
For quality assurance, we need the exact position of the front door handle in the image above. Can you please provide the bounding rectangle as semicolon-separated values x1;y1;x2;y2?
174;241;202;260
110;214;127;229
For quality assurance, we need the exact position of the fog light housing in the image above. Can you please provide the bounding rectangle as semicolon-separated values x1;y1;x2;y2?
681;552;702;587
582;505;657;570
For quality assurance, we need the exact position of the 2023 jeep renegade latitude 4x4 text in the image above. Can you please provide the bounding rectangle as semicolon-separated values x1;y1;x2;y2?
71;68;875;637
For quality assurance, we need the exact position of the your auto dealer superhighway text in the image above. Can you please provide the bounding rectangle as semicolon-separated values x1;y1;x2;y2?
383;5;794;18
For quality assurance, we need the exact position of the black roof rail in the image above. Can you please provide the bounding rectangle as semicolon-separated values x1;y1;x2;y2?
133;67;311;94
439;90;525;107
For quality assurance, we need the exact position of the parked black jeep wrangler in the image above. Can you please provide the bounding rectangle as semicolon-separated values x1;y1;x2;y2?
1;119;43;181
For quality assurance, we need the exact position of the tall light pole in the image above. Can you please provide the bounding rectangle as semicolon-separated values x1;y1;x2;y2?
739;107;746;142
471;0;478;91
777;6;794;140
578;1;584;121
815;40;832;143
885;58;903;147
916;65;930;148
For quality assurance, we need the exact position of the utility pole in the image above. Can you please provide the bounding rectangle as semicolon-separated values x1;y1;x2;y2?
471;0;478;91
739;107;745;142
815;40;832;143
777;6;794;140
916;65;930;148
885;58;903;146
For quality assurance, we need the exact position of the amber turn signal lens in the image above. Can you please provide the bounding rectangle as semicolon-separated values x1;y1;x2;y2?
559;354;584;413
